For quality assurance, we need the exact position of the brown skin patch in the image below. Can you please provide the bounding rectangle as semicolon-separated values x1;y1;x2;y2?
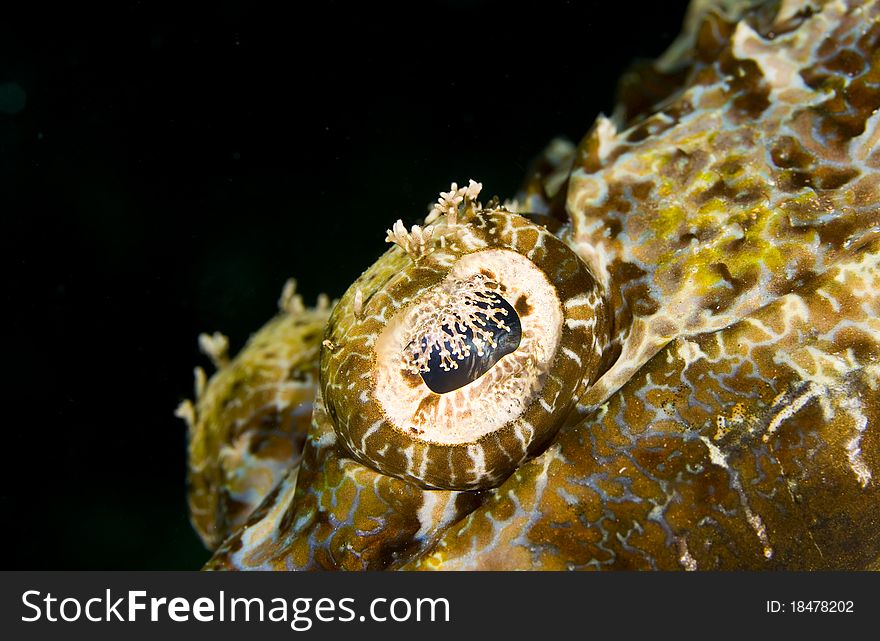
412;394;440;428
778;169;814;192
815;166;859;190
631;181;653;201
515;294;532;317
698;262;757;314
720;55;771;122
695;10;734;62
402;369;424;389
661;149;710;185
604;182;634;215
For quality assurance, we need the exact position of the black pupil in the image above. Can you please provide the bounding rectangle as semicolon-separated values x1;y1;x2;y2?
419;292;522;394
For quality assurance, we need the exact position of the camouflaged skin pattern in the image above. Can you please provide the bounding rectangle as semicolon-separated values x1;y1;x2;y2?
184;0;880;569
204;390;484;570
177;288;330;549
403;236;880;569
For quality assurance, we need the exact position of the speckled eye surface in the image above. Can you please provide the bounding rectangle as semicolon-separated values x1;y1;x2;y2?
416;287;522;394
321;209;608;490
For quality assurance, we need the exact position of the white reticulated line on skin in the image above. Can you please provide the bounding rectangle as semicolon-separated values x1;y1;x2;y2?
415;492;454;541
866;363;880;392
526;230;548;261
567;170;609;213
728;465;774;560
822;318;880;344
834;250;880;296
561;346;582;366
417;443;429;480
233;469;299;566
763;381;821;443
373;249;564;445
677;537;698;571
563;293;598;310
699;435;730;470
842;395;872;488
466;444;488;483
851;105;880;164
565;316;596;331
569;238;611;299
313;427;337;449
815;287;841;313
360;419;383;454
772;340;863;404
731;21;809;94
746;508;774;560
676;339;707;367
509;450;555;553
512;419;535;452
401;444;417;477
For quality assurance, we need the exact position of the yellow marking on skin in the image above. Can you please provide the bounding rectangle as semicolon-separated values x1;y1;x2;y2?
681;205;786;296
651;204;686;240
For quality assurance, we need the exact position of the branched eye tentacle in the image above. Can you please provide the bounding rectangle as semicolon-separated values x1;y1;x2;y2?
385;220;436;260
424;179;483;225
403;273;509;374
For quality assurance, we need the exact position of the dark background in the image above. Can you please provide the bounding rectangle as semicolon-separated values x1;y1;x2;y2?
1;1;688;569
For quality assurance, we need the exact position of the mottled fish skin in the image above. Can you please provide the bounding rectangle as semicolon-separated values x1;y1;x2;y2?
177;282;331;548
205;389;483;570
565;0;880;414
183;0;880;570
404;235;880;570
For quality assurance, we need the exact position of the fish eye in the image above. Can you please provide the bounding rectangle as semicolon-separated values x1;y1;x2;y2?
321;201;608;490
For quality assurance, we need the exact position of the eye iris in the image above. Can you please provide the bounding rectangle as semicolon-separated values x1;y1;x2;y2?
417;292;522;394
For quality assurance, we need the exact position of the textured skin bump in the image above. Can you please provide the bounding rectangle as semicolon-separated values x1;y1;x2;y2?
180;300;329;548
323;210;608;490
566;0;880;412
184;0;880;570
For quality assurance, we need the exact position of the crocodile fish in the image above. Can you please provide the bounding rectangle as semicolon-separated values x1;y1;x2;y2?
177;0;880;570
